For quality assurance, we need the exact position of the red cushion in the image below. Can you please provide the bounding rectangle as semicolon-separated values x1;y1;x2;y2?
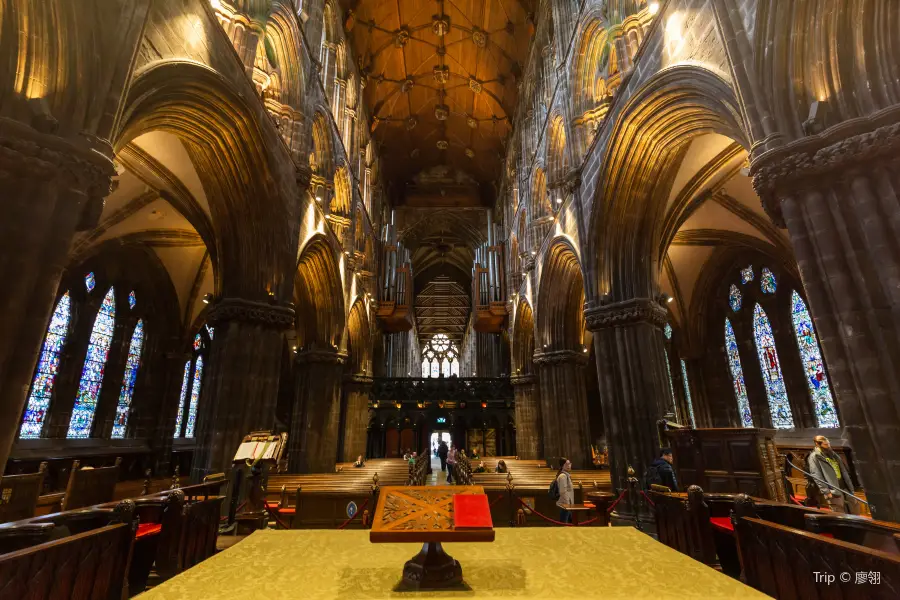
709;516;734;533
277;508;296;514
583;503;596;509
136;523;162;539
820;532;835;538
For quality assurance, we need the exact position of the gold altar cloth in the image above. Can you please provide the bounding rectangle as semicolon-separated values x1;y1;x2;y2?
139;528;767;599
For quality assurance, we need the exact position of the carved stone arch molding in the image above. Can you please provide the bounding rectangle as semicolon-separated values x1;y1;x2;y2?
346;298;373;377
535;238;587;354
115;60;299;302
294;235;346;352
510;299;536;377
587;65;748;304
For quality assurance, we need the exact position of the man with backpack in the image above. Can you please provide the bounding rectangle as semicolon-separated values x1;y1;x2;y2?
644;448;679;492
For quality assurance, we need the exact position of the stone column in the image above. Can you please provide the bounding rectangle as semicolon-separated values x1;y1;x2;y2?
289;349;345;473
751;113;900;520
149;347;192;476
190;298;293;480
341;375;372;462
0;119;114;469
510;374;541;459
532;350;591;468
585;297;673;522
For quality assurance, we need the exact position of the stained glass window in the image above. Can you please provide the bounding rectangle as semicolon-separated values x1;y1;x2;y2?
441;358;452;377
790;291;839;428
680;359;696;427
664;323;672;340
752;303;794;428
67;287;116;439
20;293;72;439
193;333;202;351
173;360;191;438
741;265;754;284
205;324;215;340
422;334;459;378
111;320;144;439
450;360;459;377
729;284;742;312
184;355;204;438
725;319;753;428
760;268;776;294
430;360;440;378
85;272;96;292
128;291;136;309
663;348;677;413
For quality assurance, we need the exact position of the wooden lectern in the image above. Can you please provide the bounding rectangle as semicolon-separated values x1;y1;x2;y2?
232;431;287;532
370;486;495;589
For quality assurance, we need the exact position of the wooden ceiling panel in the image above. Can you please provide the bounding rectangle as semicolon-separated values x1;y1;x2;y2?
350;0;534;197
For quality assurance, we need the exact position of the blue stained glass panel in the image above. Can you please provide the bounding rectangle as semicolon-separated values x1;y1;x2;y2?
193;334;202;351
664;323;672;340
20;293;72;439
184;355;204;438
67;288;116;438
128;291;136;309
725;319;753;428
729;284;742;312
752;303;794;428
741;265;754;284
173;360;191;438
205;324;215;340
85;272;96;292
761;268;777;294
680;360;696;427
663;349;676;413
790;291;839;428
111;320;144;439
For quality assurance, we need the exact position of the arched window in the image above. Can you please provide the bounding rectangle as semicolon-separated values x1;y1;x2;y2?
173;360;191;438
728;284;742;312
67;287;116;438
111;319;145;439
174;330;210;438
680;359;696;427
662;324;677;415
421;334;459;378
20;292;72;439
790;291;839;428
725;318;753;428
752;303;794;429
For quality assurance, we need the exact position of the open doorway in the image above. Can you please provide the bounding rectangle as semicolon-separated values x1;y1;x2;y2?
430;431;451;457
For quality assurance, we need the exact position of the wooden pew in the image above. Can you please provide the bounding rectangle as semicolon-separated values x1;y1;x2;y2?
180;494;225;570
0;461;47;523
61;457;121;511
804;512;900;554
0;522;55;554
123;490;186;594
0;499;136;600
735;516;900;599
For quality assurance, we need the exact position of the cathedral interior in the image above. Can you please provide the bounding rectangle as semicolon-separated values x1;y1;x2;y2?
2;0;900;597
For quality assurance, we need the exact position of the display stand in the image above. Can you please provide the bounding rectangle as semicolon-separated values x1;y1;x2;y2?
370;486;495;589
231;431;287;533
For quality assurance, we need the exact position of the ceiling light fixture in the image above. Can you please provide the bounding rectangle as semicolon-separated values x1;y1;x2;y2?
202;293;213;304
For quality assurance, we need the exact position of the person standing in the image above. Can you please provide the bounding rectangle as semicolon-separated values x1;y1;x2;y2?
438;440;449;472
446;443;457;484
807;436;858;514
644;448;679;492
555;457;574;524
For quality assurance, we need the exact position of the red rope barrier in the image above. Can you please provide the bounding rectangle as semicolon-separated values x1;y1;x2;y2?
337;498;370;530
515;497;599;527
606;490;628;514
489;495;505;508
263;502;292;530
639;490;656;507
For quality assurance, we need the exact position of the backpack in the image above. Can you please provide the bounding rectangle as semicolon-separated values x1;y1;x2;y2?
548;477;560;500
643;463;663;490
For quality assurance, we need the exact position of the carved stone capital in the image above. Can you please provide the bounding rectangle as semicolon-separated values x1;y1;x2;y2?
563;168;582;195
510;374;537;386
207;297;295;329
344;374;374;389
532;349;589;366
584;297;668;330
750;108;900;228
0;118;115;201
296;164;313;191
295;349;347;365
521;254;536;272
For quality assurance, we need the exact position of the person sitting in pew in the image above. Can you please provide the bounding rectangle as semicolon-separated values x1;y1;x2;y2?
495;460;508;474
473;462;486;474
807;435;858;514
644;448;679;492
354;456;365;468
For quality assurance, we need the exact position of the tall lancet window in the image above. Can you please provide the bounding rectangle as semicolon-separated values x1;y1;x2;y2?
185;355;204;438
173;361;192;438
20;292;72;439
680;359;696;427
111;319;145;438
68;287;116;438
752;303;794;428
790;291;839;428
662;324;677;416
725;318;753;428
